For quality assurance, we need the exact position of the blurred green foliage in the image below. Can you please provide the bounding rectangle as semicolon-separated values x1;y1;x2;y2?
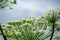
0;0;16;9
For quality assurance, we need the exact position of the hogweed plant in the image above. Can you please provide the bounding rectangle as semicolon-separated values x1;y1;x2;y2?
0;8;60;40
0;18;50;40
44;8;60;40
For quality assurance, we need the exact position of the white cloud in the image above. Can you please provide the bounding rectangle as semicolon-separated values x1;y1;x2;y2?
17;1;40;11
17;0;51;13
13;0;60;17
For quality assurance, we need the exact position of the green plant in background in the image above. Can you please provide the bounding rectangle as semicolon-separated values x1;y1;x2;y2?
44;8;60;40
0;0;16;9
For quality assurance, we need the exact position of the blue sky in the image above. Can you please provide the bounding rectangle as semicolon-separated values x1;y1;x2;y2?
0;0;60;24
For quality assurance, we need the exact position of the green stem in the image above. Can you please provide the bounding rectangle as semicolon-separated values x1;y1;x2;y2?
50;22;55;40
57;39;58;40
0;24;7;40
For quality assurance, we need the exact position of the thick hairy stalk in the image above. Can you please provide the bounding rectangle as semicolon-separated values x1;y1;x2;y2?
0;24;7;40
50;22;55;40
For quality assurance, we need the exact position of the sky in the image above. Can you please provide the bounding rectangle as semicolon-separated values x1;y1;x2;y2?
0;0;60;24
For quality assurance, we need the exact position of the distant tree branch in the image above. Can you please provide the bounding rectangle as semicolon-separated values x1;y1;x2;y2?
0;0;17;9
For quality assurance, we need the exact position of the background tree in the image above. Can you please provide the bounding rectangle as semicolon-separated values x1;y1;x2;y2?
0;0;16;9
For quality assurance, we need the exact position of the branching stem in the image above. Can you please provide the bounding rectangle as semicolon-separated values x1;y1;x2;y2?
0;24;7;40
